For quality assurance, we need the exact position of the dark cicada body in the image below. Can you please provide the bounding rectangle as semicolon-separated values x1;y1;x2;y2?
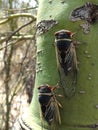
54;30;78;75
54;30;78;97
38;84;61;125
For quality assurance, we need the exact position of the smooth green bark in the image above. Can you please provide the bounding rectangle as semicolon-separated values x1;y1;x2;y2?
23;0;98;130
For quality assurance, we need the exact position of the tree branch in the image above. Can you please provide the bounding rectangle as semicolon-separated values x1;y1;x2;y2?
0;13;36;25
0;35;34;44
6;19;36;42
3;6;38;12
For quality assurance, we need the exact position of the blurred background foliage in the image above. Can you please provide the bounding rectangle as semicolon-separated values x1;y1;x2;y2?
0;0;38;129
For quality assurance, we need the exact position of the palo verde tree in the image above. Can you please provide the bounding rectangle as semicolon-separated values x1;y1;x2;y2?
15;0;98;130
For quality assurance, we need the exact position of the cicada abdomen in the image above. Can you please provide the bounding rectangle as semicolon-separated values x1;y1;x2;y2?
38;84;62;128
54;30;78;97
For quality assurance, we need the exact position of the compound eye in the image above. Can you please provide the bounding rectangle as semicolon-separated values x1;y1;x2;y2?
67;31;76;38
54;32;59;37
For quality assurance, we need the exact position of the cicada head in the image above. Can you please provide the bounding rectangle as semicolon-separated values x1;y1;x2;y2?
38;84;52;93
54;29;75;40
38;84;52;105
54;30;75;52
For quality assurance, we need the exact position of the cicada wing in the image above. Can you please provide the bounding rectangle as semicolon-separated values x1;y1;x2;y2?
54;100;61;125
45;103;55;125
58;66;77;97
42;101;57;130
47;98;61;130
57;45;78;97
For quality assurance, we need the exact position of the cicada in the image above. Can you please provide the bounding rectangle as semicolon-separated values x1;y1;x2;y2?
38;84;62;126
54;30;78;97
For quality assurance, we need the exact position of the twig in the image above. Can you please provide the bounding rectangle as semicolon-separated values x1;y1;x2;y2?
9;76;23;104
0;13;36;25
0;35;34;45
3;18;35;60
2;6;38;12
9;41;34;104
6;19;35;42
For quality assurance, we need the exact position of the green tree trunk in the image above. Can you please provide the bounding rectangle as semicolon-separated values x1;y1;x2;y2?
22;0;98;130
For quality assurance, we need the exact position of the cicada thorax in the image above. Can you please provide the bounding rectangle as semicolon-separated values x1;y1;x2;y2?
54;30;78;97
38;84;61;127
